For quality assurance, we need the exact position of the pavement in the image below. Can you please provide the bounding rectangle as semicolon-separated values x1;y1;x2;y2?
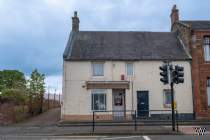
0;125;178;136
18;108;60;126
0;135;210;140
0;108;210;139
0;125;209;136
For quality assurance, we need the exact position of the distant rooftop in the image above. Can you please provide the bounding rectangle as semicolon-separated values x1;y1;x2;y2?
180;20;210;30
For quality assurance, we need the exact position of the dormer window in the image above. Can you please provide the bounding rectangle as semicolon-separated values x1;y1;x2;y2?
203;37;210;61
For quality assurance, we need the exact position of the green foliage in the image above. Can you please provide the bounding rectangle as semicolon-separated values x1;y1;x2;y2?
28;69;45;95
27;69;46;114
0;89;28;104
0;70;26;92
0;69;46;115
0;70;27;104
14;105;29;123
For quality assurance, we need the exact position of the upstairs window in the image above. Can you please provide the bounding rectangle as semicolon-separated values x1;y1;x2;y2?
92;62;104;76
207;78;210;106
126;63;134;76
203;37;210;61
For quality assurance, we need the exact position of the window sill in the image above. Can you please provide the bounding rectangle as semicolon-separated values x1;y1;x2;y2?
126;75;134;77
92;76;105;78
92;110;107;112
163;104;171;108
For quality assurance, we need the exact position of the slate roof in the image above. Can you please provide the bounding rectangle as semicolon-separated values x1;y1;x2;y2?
180;20;210;30
63;31;190;61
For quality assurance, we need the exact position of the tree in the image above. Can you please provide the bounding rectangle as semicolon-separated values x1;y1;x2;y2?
0;70;27;105
28;69;45;114
0;70;26;92
0;89;28;104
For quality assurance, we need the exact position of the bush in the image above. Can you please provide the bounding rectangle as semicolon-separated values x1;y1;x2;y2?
14;105;30;123
0;89;28;104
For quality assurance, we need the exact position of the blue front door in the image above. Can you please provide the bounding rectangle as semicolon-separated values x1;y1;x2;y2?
137;91;149;117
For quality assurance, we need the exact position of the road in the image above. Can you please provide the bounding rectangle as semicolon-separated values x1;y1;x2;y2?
0;135;210;140
1;108;209;139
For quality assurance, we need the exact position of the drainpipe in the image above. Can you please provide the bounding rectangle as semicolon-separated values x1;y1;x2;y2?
131;80;134;111
61;62;65;120
190;59;196;120
112;62;114;80
190;33;196;120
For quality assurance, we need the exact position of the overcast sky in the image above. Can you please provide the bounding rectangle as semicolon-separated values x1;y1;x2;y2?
0;0;210;93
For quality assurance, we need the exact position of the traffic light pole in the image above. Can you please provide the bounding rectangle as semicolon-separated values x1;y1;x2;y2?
170;82;176;131
160;61;183;132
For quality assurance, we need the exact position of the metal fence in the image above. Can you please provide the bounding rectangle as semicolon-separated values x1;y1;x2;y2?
92;110;179;132
42;93;61;111
92;110;137;132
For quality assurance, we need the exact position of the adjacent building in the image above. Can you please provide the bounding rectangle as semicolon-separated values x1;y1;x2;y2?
61;12;194;121
170;5;210;119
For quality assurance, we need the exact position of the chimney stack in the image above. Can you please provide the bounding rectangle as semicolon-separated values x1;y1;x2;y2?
72;11;79;32
170;5;179;27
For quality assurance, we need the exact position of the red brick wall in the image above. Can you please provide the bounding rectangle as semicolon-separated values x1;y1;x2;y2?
172;21;210;119
191;31;210;119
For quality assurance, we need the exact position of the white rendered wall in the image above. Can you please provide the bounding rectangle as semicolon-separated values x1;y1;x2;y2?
61;61;193;117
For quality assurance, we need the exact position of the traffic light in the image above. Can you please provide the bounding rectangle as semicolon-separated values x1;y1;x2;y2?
172;65;184;84
159;65;168;84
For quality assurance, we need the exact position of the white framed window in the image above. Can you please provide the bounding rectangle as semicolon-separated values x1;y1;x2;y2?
92;62;104;76
91;89;106;111
203;37;210;61
126;63;134;76
163;89;172;108
207;78;210;106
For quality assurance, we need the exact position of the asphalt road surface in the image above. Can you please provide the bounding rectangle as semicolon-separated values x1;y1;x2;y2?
0;135;210;140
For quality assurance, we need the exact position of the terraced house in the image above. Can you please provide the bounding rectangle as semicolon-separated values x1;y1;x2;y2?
61;11;194;121
170;5;210;119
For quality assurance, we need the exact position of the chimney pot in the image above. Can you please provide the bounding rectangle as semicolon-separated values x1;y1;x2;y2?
74;11;77;17
172;5;177;10
170;4;179;28
72;11;79;32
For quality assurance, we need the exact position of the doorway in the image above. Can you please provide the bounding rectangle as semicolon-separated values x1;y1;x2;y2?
137;91;149;117
112;89;125;119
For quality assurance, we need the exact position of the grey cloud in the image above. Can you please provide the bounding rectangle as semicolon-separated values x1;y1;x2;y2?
0;0;210;76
